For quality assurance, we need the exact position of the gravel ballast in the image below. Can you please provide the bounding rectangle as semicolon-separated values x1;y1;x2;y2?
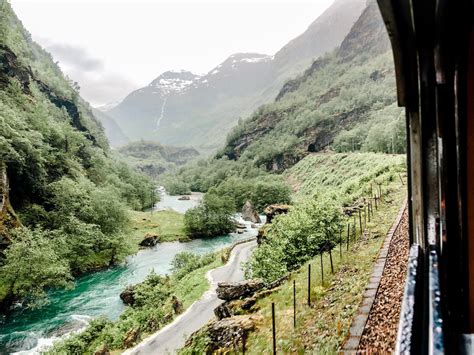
358;209;409;352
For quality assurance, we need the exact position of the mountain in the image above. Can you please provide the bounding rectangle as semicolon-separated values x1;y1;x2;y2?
106;0;366;153
273;0;369;76
91;108;129;148
218;0;404;171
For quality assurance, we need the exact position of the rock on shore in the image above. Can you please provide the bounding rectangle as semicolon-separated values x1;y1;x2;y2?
241;201;261;223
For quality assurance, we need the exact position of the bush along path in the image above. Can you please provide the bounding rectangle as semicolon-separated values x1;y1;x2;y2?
180;177;407;354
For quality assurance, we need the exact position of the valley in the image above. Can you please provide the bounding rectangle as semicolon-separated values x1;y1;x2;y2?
0;0;410;354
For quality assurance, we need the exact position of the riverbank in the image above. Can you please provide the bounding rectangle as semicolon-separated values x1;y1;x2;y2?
47;238;258;354
0;232;257;354
47;250;226;354
129;210;186;246
0;188;260;354
126;238;257;354
128;191;203;247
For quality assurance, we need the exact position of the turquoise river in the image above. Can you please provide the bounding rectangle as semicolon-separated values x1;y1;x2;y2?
0;192;258;354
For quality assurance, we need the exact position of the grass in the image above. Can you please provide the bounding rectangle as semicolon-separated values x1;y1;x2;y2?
128;210;186;246
243;178;406;353
285;152;406;204
175;257;222;309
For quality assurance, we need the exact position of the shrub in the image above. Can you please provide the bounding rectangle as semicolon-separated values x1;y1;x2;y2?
164;180;191;195
171;252;216;280
184;193;235;238
0;227;73;306
246;195;343;282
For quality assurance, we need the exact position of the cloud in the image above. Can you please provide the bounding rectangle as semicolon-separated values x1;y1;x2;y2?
66;68;138;106
45;43;104;72
34;39;137;106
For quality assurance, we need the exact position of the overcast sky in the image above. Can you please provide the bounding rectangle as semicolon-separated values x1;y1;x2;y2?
11;0;334;106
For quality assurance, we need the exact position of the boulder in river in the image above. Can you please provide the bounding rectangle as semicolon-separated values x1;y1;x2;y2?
216;279;265;301
263;204;291;224
120;285;136;306
139;232;159;247
234;221;246;229
178;195;190;200
241;201;261;223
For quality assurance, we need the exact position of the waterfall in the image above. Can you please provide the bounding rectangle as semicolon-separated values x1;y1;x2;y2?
156;96;168;130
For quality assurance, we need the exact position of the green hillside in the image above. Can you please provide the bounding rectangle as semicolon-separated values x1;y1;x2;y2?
286;153;406;203
118;140;200;179
0;2;154;309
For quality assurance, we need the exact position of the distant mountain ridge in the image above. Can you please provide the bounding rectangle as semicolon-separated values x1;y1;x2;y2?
106;0;366;152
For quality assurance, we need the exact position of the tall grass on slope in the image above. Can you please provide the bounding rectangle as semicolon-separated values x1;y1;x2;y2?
285;152;405;204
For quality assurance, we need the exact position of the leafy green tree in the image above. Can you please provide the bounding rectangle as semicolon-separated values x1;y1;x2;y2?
184;193;235;238
0;227;72;306
245;239;288;282
165;180;191;195
333;128;367;152
251;180;291;211
246;195;343;282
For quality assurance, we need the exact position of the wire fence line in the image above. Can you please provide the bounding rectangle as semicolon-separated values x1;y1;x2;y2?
265;176;397;354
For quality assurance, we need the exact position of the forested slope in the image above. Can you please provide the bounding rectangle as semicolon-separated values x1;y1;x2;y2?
118;140;199;178
0;2;154;309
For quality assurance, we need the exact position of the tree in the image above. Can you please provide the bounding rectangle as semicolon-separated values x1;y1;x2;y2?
184;193;235;238
0;227;73;306
246;195;343;282
164;180;191;195
333;128;367;152
252;180;291;211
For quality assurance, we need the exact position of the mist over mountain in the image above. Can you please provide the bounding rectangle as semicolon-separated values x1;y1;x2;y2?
106;0;366;152
91;108;129;147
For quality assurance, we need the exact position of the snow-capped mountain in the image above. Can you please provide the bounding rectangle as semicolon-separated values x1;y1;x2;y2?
107;0;366;152
148;70;201;96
